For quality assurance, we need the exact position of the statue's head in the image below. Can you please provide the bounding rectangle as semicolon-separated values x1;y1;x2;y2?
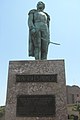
37;1;45;10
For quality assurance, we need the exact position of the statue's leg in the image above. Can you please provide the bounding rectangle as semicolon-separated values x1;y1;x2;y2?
35;48;39;59
34;30;41;60
38;31;41;60
41;29;48;60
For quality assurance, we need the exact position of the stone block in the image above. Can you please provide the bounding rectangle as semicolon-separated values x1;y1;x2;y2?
5;60;68;120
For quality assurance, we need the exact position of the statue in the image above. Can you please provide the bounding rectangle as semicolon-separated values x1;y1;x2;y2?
28;1;50;60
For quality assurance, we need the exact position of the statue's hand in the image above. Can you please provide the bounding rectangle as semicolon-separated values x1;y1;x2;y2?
31;28;36;34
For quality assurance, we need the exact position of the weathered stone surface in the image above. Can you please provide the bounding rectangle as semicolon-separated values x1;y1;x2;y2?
5;60;68;120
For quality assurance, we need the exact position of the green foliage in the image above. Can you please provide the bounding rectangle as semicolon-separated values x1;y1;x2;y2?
0;106;5;117
67;104;79;119
71;104;80;112
69;115;74;119
77;104;80;111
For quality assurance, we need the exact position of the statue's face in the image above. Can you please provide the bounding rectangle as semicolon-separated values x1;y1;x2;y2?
37;2;44;10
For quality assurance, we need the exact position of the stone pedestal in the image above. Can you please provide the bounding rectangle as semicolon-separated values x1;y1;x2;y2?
5;60;68;120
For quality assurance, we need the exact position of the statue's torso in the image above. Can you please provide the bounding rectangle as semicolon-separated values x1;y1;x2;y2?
34;11;47;24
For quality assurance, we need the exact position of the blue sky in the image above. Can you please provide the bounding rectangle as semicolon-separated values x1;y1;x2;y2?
0;0;80;106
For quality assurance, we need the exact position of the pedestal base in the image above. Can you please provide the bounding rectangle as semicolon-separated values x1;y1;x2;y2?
5;60;68;120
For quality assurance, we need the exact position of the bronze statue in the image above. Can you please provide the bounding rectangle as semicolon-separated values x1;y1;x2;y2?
28;1;50;60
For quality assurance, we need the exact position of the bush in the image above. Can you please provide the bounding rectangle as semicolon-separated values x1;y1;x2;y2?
0;106;5;118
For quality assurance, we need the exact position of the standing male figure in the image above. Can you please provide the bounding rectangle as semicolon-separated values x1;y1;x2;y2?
28;1;50;60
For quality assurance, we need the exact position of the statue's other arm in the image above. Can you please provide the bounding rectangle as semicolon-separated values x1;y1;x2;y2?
44;12;50;28
45;12;50;43
28;9;36;30
28;14;34;30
